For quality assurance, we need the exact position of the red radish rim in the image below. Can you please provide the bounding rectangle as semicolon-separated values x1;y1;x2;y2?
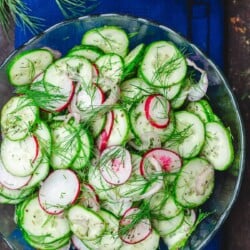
92;63;99;77
32;136;40;163
95;85;105;104
99;146;132;185
119;207;152;244
83;183;100;202
56;81;75;112
38;169;80;215
140;148;182;177
79;183;100;211
0;161;32;190
97;111;114;152
144;94;170;129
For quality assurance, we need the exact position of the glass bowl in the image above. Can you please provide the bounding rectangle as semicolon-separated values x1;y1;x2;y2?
0;14;245;250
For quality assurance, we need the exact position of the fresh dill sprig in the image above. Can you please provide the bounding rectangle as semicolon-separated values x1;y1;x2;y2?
15;82;66;110
0;0;44;37
0;0;99;37
55;0;99;19
118;202;151;237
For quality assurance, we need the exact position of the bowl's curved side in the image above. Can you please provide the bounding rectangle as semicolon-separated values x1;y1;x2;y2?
0;14;245;250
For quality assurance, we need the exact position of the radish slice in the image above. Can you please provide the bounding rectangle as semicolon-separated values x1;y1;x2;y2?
72;235;90;250
92;64;99;78
39;169;80;214
56;82;75;112
76;85;105;111
79;183;100;211
119;207;152;244
97;111;114;152
140;148;182;177
186;58;208;101
0;158;31;190
42;46;62;59
1;135;40;177
144;94;170;129
99;146;132;185
135;157;163;200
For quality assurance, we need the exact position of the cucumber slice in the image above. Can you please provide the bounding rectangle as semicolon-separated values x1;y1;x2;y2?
88;209;123;250
20;197;70;238
140;41;187;87
67;205;106;240
0;193;26;204
186;100;210;123
201;122;234;170
120;78;152;104
50;122;80;169
1;95;38;141
22;156;49;190
163;209;196;250
67;44;104;62
164;111;205;158
1;135;41;177
123;43;145;77
82;26;129;57
95;53;124;90
175;158;214;208
88;113;106;138
7;49;54;86
0;184;34;201
149;193;182;219
152;210;184;236
71;128;92;170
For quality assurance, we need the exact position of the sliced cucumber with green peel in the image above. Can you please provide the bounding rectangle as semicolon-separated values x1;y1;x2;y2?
71;128;92;170
1;95;38;141
67;44;104;62
7;49;54;86
82;26;129;57
164;111;205;158
50;122;80;169
175;158;214;207
140;41;187;88
67;204;106;240
123;43;145;77
95;53;124;90
20;196;70;238
163;209;196;250
201;122;234;170
153;210;184;236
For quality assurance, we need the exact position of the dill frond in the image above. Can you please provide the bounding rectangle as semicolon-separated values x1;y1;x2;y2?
0;0;43;37
55;0;99;19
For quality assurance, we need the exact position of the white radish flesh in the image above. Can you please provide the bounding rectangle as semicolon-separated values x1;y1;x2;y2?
119;207;152;244
145;95;170;129
0;158;31;189
186;58;208;101
140;148;182;177
39;169;80;214
100;146;132;185
1;135;40;177
71;235;90;250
